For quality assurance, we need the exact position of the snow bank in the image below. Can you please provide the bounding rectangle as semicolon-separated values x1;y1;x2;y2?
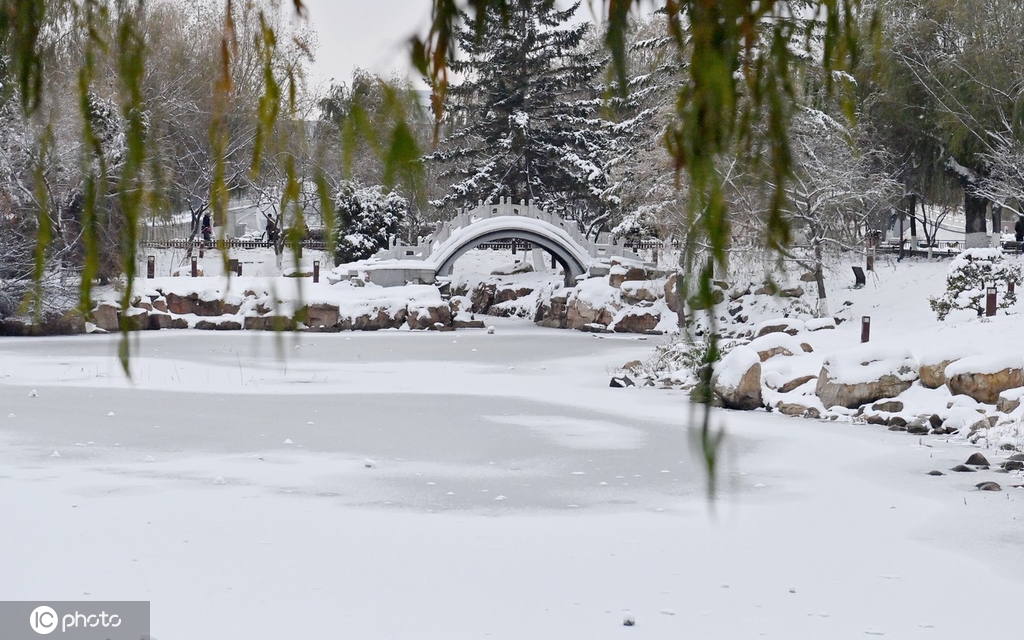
820;345;919;385
945;353;1024;377
917;344;976;367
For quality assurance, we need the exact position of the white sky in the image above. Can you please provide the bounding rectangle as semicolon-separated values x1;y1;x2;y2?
295;0;613;90
297;0;436;88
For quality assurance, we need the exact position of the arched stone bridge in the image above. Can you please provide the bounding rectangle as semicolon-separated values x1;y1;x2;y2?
367;199;641;286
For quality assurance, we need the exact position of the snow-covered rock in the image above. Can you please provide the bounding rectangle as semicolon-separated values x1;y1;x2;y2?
712;346;763;411
747;333;806;362
945;354;1024;404
917;345;974;389
755;318;805;338
996;387;1024;413
815;346;919;409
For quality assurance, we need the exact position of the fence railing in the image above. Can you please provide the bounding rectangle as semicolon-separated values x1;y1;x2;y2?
141;239;327;252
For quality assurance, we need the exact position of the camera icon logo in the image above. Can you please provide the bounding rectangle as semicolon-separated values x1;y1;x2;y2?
29;606;58;635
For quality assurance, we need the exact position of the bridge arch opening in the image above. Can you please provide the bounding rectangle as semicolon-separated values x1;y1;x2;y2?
434;228;588;286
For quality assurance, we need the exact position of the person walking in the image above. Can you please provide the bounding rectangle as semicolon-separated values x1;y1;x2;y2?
1015;216;1024;252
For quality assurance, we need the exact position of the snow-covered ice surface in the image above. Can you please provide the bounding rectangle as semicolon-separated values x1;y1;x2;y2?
3;255;1024;638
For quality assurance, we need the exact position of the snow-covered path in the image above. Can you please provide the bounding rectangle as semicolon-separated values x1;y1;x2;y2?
1;324;1021;639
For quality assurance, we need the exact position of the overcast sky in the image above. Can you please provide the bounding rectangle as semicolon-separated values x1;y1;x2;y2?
296;0;609;90
298;0;435;88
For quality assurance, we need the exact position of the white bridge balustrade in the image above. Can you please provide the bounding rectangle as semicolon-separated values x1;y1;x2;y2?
369;198;644;286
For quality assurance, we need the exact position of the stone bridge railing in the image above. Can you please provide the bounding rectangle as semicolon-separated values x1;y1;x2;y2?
376;199;640;264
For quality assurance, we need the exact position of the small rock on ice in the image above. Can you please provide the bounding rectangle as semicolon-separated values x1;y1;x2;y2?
364;458;376;468
50;451;61;458
495;495;506;501
107;411;115;416
144;455;156;462
622;613;636;626
283;438;294;445
28;389;37;397
213;476;226;485
486;326;495;334
7;413;15;418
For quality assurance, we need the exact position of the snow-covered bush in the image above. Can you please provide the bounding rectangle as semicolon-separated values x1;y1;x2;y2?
928;248;1021;320
634;335;734;388
333;182;407;264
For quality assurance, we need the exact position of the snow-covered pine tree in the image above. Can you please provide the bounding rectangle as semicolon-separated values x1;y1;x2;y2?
429;0;615;233
333;182;408;265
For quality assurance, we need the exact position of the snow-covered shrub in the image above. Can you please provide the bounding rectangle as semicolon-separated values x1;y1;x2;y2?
635;335;734;388
333;182;407;264
928;248;1020;320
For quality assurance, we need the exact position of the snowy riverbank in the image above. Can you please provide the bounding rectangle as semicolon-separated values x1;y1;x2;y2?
2;311;1024;638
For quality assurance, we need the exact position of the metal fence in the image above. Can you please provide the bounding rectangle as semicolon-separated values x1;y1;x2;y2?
140;238;327;252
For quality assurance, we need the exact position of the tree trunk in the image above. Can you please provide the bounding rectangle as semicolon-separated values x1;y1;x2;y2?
965;190;989;248
813;241;828;318
908;194;917;242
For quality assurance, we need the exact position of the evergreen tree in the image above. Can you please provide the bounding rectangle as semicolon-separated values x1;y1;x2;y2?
429;0;615;232
333;182;408;265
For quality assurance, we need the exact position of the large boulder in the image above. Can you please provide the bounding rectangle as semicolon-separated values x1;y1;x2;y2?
917;346;973;390
91;303;120;332
712;346;763;410
663;274;681;313
493;284;535;305
815;346;919;409
619;280;661;305
608;261;650;288
164;292;241;316
945;355;1024;404
611;307;660;334
565;278;620;330
535;289;569;329
406;302;451;330
121;307;149;331
301;303;340;330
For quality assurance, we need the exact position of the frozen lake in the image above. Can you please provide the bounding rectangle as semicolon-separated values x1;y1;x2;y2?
2;323;1022;639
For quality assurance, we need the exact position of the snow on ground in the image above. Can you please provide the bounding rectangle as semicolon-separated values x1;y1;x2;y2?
3;252;1024;638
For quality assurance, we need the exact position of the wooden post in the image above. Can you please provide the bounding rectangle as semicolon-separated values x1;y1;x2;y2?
861;316;870;343
1009;280;1016;295
313;260;320;283
199;242;205;258
190;256;198;277
146;255;155;279
986;286;997;317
